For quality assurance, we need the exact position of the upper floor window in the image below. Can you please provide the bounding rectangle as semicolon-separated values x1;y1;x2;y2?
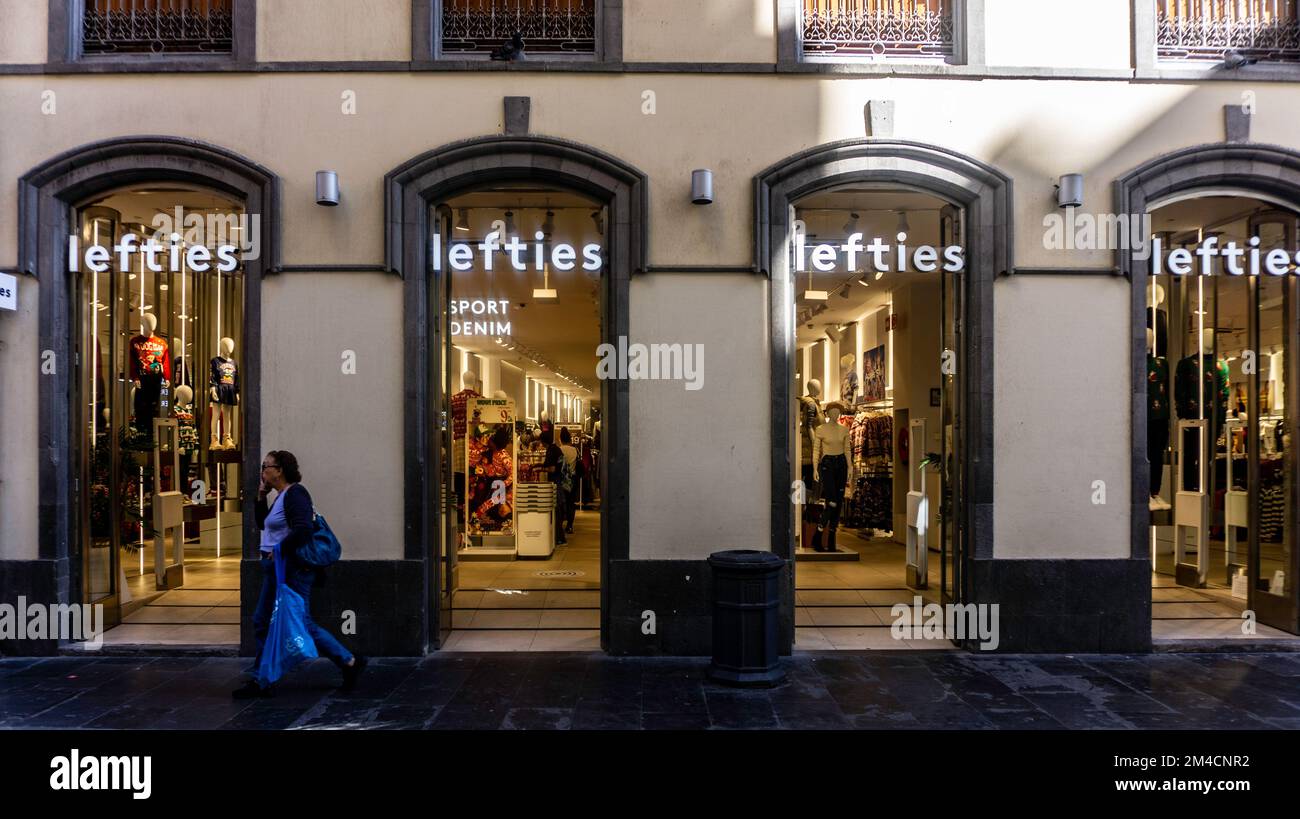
441;0;596;57
802;0;954;60
1156;0;1300;63
82;0;233;56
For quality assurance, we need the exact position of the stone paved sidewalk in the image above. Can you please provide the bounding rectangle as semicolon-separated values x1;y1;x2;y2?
3;651;1300;730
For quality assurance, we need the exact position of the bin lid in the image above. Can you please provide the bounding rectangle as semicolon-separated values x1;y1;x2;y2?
708;549;784;570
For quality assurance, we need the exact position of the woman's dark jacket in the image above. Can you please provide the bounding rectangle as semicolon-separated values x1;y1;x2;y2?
255;484;319;576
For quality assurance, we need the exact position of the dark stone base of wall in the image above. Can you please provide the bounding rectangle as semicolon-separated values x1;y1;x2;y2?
607;559;714;655
969;557;1152;653
0;559;67;656
606;558;796;656
240;558;427;657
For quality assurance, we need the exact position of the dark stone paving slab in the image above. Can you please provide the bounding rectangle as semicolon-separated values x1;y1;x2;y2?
3;651;1300;730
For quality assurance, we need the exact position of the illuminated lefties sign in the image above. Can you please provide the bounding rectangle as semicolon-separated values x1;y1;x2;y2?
0;271;15;311
795;233;965;273
433;232;602;273
451;298;511;336
1150;236;1300;276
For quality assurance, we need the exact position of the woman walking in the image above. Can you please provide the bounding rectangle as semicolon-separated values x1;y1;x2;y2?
233;450;366;699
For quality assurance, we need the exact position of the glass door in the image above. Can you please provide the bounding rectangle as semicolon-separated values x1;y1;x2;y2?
939;205;965;605
1248;211;1299;633
79;206;122;627
435;206;457;645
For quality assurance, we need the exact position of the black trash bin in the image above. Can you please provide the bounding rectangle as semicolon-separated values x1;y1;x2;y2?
708;549;786;686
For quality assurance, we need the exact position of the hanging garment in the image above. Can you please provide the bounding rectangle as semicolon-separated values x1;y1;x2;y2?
1174;353;1229;426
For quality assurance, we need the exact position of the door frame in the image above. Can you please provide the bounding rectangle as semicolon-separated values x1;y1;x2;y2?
19;135;279;646
1118;142;1300;636
383;135;648;652
755;139;1012;652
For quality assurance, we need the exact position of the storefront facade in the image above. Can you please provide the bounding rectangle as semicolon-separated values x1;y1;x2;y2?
3;1;1300;656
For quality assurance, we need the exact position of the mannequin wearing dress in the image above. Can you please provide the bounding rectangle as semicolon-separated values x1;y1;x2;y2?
209;336;239;450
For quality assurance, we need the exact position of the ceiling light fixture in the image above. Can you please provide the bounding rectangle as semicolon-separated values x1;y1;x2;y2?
455;208;470;232
842;212;860;234
504;210;516;235
541;209;555;238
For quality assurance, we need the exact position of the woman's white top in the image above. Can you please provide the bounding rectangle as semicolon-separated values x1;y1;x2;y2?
259;487;291;555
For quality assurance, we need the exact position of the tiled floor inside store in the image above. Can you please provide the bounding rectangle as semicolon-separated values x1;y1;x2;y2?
90;547;241;648
1151;573;1294;642
795;528;948;651
445;508;602;652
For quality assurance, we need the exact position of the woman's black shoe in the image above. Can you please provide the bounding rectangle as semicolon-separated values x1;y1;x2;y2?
231;680;274;700
340;655;369;693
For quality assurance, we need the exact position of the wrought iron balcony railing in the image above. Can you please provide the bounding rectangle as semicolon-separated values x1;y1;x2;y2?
1156;0;1300;63
82;0;233;56
802;0;954;60
441;0;596;56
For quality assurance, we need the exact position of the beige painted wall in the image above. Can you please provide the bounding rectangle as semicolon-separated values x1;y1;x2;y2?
2;71;1300;564
624;0;776;63
984;0;1132;70
628;273;770;559
260;271;406;559
993;275;1132;558
258;0;411;62
0;276;39;561
0;0;47;64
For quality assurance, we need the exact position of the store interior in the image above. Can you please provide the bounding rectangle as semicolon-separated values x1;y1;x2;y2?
1146;194;1297;641
78;186;245;648
437;187;604;651
788;187;963;650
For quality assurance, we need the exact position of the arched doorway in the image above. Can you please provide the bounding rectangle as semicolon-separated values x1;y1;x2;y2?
756;139;1010;652
1119;143;1300;639
20;136;278;650
385;135;647;652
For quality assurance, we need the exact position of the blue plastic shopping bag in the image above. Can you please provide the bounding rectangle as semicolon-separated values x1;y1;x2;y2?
255;545;318;687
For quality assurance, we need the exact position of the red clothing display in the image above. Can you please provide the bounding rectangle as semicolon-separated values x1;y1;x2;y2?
451;388;482;439
128;334;171;382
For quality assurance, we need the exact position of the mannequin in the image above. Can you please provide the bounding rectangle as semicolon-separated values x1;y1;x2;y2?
129;313;170;439
452;372;483;525
799;378;823;484
209;337;239;450
812;401;853;552
1146;283;1168;358
174;384;197;483
492;389;508;400
839;354;858;405
1147;328;1171;510
1175;328;1229;492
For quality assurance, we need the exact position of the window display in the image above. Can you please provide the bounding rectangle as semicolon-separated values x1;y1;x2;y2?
77;189;246;606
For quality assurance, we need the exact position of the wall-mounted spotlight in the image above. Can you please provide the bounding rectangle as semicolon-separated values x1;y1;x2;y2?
691;169;713;205
455;208;470;231
1056;173;1084;208
842;212;860;234
895;210;909;238
315;171;340;206
503;210;516;235
541;209;555;238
